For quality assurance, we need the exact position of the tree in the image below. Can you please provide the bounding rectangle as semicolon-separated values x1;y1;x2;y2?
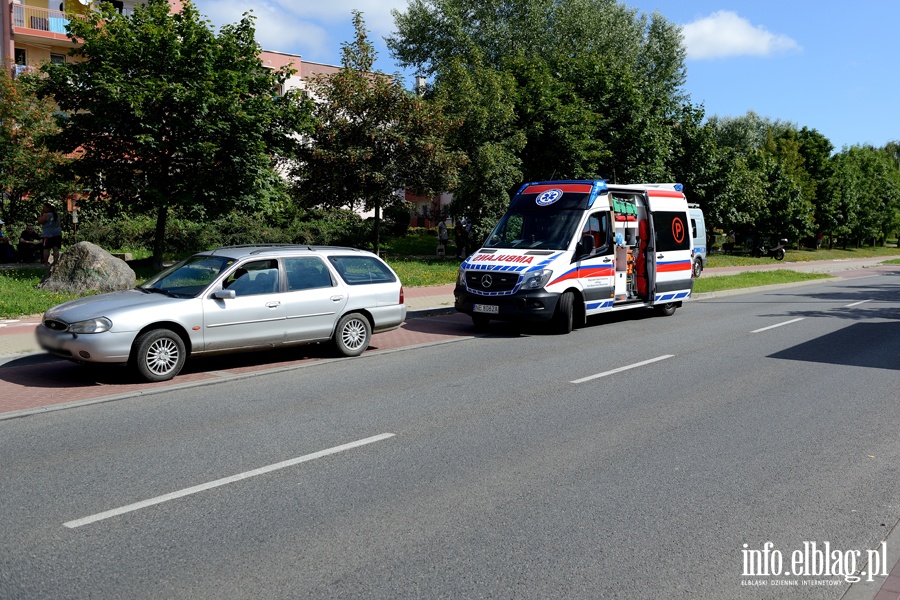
36;0;314;268
389;0;695;187
296;11;464;253
0;67;72;225
429;51;525;233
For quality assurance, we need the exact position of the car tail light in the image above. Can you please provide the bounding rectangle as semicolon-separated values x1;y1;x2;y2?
399;286;405;304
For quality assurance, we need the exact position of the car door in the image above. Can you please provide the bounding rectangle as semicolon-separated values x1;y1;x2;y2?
646;191;694;300
281;256;348;343
201;259;286;351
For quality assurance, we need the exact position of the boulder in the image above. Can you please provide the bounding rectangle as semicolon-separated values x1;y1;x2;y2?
38;241;136;293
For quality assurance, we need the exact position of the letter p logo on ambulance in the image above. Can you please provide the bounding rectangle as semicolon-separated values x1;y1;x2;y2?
672;217;685;244
536;189;564;206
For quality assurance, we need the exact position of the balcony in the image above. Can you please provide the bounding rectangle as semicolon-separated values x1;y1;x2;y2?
13;5;71;34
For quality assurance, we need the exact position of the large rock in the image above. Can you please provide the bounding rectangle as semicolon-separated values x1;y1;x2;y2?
38;241;136;293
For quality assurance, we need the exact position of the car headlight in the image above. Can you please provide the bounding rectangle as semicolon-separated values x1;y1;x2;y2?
69;317;113;334
521;269;553;289
457;266;466;286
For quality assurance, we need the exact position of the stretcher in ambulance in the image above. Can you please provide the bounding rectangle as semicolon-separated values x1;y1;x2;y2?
454;180;694;333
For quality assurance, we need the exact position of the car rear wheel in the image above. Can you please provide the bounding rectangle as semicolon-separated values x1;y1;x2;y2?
133;329;186;382
693;259;703;278
334;313;371;357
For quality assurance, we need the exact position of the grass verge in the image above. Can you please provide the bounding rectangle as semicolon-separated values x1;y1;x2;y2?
693;270;832;294
0;267;93;318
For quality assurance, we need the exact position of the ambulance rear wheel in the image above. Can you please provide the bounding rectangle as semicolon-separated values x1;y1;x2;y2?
693;259;703;278
656;303;677;317
472;314;490;331
552;291;574;334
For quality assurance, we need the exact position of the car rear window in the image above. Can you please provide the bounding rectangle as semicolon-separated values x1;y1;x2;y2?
328;256;396;286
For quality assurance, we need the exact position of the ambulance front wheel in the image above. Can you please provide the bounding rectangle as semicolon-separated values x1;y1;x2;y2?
656;303;677;317
551;291;574;334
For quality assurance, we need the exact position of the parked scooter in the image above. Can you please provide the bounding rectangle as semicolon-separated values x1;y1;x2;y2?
753;238;788;260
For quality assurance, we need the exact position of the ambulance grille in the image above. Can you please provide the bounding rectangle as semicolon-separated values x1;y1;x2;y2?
464;271;519;294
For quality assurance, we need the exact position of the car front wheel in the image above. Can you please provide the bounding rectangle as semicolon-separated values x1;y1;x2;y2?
133;329;186;382
334;313;371;357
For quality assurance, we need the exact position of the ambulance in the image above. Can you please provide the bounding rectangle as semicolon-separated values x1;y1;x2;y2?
454;180;694;333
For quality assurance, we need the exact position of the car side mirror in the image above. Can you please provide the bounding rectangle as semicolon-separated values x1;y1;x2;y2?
213;289;236;300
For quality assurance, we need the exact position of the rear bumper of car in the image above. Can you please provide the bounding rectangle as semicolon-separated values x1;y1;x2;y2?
370;304;407;333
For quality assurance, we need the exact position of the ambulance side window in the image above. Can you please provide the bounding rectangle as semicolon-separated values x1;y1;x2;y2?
654;211;691;252
582;212;610;255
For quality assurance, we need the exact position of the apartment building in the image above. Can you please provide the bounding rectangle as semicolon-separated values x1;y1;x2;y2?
1;0;185;74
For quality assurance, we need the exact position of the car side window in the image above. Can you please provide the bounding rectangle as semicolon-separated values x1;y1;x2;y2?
284;257;334;291
328;256;396;286
223;260;280;296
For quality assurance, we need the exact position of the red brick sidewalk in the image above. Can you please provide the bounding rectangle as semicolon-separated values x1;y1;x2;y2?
0;312;474;418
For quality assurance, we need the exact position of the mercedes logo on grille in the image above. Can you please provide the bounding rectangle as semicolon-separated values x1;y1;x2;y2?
481;274;493;288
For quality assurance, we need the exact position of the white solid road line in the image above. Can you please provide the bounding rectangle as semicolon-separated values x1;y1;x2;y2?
844;299;872;308
571;355;674;384
64;433;396;529
751;318;805;334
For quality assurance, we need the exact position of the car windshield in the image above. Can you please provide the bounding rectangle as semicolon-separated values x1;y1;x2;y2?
140;255;237;298
483;209;580;250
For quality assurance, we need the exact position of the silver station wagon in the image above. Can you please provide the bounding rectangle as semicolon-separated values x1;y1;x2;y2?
36;245;407;382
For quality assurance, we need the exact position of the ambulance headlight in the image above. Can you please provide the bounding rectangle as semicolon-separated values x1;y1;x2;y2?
522;269;553;289
457;266;466;286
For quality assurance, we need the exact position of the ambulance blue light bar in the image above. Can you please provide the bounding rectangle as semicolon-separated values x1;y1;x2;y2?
588;179;608;207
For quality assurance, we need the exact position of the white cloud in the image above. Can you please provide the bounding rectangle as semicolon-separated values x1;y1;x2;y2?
681;11;801;60
193;0;406;61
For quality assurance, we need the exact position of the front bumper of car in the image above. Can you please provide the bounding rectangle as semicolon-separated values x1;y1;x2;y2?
454;285;561;323
36;324;134;365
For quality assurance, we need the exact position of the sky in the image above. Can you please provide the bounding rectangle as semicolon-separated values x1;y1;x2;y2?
189;0;899;152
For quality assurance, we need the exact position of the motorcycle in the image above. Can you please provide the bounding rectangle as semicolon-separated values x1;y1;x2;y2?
753;238;788;260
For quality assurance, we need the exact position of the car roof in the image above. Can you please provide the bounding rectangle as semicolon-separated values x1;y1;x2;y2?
195;245;376;261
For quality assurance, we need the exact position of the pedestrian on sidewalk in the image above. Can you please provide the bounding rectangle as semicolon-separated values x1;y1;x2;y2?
38;203;63;266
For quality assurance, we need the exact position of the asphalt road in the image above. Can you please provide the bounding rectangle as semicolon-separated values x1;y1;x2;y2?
1;271;899;599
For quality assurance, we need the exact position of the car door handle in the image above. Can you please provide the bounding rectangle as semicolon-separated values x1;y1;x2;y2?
266;301;281;308
331;295;344;302
603;257;612;263
657;254;664;259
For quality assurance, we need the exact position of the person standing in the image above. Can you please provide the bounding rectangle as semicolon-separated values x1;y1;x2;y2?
38;203;63;265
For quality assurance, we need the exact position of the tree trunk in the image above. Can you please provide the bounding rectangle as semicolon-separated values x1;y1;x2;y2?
152;203;168;271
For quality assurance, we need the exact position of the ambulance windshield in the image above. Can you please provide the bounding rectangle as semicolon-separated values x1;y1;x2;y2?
483;208;581;250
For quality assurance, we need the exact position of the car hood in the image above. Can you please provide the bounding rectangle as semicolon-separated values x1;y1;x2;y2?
44;290;186;323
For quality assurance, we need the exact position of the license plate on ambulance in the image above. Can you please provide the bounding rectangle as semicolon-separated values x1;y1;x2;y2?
474;304;499;314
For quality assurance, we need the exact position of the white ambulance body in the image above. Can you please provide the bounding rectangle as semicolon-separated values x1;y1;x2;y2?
454;180;694;333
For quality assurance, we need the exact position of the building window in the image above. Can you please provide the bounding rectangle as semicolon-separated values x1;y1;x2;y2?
14;48;27;66
50;53;66;65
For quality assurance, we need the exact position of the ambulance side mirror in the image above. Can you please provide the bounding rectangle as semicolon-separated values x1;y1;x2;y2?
577;233;595;258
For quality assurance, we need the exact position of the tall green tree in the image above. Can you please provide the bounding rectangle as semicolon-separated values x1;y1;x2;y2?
36;0;314;268
0;67;72;225
296;11;464;253
429;51;525;233
389;0;693;190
